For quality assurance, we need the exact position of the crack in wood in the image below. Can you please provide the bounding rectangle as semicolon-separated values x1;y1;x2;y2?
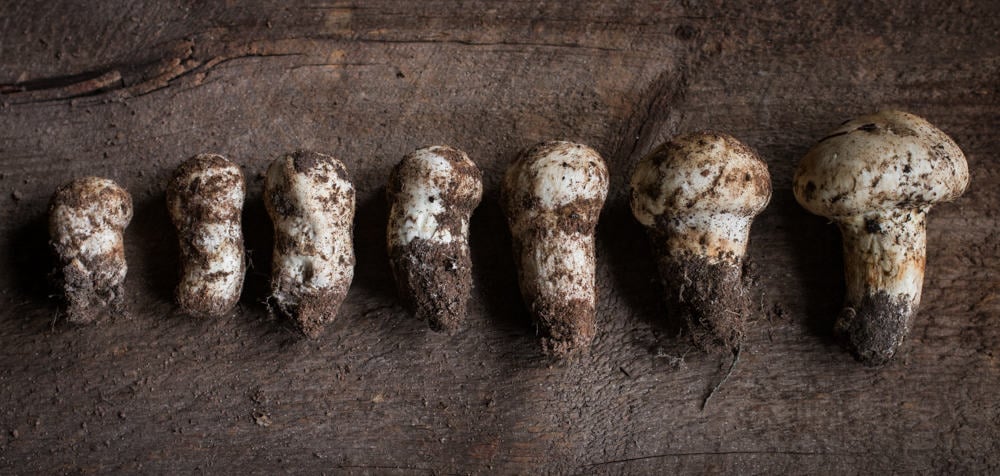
0;70;123;104
1;40;305;105
351;36;625;53
584;449;865;467
0;30;637;107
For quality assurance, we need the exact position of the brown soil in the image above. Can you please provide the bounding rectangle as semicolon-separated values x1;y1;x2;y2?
389;239;472;332
276;288;349;338
58;252;128;324
835;291;912;367
529;295;596;358
653;239;748;353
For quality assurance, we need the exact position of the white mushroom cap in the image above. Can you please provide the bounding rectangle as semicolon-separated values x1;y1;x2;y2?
502;141;609;219
794;110;969;218
630;132;771;260
50;177;133;265
387;145;483;247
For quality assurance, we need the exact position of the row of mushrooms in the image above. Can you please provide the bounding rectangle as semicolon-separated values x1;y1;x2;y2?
496;109;968;366
48;110;969;366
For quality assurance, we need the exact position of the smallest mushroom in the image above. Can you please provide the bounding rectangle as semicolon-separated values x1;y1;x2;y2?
49;177;133;324
386;145;483;332
630;132;771;352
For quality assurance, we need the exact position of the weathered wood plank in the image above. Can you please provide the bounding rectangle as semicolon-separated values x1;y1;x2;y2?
1;1;998;473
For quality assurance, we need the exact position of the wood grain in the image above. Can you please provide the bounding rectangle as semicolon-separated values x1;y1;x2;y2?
1;1;998;473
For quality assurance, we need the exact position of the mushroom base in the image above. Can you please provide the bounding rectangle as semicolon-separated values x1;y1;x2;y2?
390;239;473;332
271;289;348;338
835;291;914;367
509;229;599;358
59;255;128;324
177;283;242;319
530;297;596;358
656;252;747;353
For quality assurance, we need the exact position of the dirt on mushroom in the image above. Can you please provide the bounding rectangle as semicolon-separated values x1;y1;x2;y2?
386;145;483;332
49;177;133;324
630;132;771;353
501;140;609;357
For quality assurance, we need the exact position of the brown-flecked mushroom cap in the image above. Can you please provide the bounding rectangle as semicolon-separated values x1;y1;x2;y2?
50;177;133;231
794;110;969;218
632;131;771;224
630;131;771;261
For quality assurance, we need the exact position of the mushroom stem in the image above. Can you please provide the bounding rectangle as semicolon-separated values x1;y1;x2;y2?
511;219;599;354
648;213;754;351
835;208;927;365
651;212;753;261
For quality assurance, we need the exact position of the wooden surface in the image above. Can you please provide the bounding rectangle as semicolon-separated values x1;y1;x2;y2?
1;1;999;473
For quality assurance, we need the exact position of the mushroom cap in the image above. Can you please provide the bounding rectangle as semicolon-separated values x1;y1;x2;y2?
167;154;245;227
793;110;969;218
387;145;483;212
501;140;609;214
50;176;133;230
630;131;771;227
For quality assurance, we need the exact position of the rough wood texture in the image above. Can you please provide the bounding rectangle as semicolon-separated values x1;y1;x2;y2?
1;1;998;473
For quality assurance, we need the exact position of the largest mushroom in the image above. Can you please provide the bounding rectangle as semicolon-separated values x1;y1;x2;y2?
793;110;969;366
